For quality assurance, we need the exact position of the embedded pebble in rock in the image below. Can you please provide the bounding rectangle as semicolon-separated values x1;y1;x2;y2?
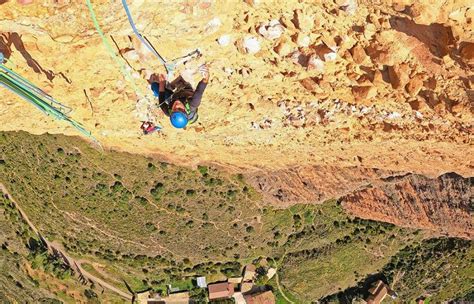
290;51;308;66
243;36;261;54
460;42;474;65
406;75;424;97
352;86;377;101
339;0;358;15
350;44;368;64
448;9;465;22
217;35;231;46
387;112;402;120
274;39;294;57
293;9;314;33
295;33;310;47
324;51;337;62
205;17;222;34
244;0;260;7
224;67;234;75
307;54;325;72
388;64;410;89
258;19;284;40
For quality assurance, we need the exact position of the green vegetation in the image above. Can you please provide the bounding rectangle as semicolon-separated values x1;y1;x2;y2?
190;287;208;302
320;237;473;303
0;180;122;302
279;215;415;301
0;190;69;280
0;131;471;303
383;238;473;302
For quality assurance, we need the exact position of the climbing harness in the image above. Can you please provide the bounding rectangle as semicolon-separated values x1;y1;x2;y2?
121;0;201;78
0;53;98;143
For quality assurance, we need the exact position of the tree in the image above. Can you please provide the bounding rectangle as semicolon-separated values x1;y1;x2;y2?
190;288;208;303
84;289;99;303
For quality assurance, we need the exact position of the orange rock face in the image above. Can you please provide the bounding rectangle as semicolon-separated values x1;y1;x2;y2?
0;0;472;202
460;42;474;64
341;173;473;239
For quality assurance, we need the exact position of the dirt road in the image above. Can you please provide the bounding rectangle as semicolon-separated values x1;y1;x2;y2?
0;183;132;301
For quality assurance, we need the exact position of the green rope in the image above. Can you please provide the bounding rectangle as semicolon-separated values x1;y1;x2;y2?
0;73;63;118
85;0;143;96
0;63;72;113
86;0;164;130
0;66;99;143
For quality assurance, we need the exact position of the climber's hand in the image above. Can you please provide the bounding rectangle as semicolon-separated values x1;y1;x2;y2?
149;73;159;84
158;74;166;83
200;64;210;83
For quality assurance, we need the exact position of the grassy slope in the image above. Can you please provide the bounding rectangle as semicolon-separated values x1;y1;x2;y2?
0;131;471;303
0;185;123;303
383;238;473;302
319;237;473;303
277;211;419;301
0;194;54;303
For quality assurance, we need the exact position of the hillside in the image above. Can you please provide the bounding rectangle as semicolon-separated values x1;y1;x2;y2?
0;131;472;303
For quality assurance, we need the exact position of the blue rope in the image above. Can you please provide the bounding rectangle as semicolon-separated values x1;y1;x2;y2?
120;1;202;79
121;0;167;66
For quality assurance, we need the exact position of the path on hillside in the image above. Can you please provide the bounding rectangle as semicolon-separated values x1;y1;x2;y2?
271;254;295;304
0;183;132;301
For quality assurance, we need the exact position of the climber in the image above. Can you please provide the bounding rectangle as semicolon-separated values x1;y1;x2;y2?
150;64;209;129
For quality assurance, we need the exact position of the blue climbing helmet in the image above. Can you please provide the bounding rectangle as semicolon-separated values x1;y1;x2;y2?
170;111;188;128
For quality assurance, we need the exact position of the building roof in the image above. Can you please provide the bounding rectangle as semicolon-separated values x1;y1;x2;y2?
266;268;276;280
244;291;276;304
197;276;207;288
366;280;389;304
233;292;246;304
166;291;191;304
245;264;256;272
208;282;234;300
243;264;257;281
241;282;253;293
137;291;152;304
228;277;243;284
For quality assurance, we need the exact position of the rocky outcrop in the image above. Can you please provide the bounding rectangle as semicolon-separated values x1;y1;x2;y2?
247;166;394;206
248;166;472;238
341;172;473;239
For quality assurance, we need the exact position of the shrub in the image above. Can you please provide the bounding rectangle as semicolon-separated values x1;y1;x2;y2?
198;165;208;175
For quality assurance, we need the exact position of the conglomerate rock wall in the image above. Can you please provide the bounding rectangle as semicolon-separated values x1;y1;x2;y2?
0;1;472;236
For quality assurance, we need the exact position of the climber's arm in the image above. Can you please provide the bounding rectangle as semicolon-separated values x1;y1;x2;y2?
190;80;207;110
190;65;209;110
158;74;167;103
